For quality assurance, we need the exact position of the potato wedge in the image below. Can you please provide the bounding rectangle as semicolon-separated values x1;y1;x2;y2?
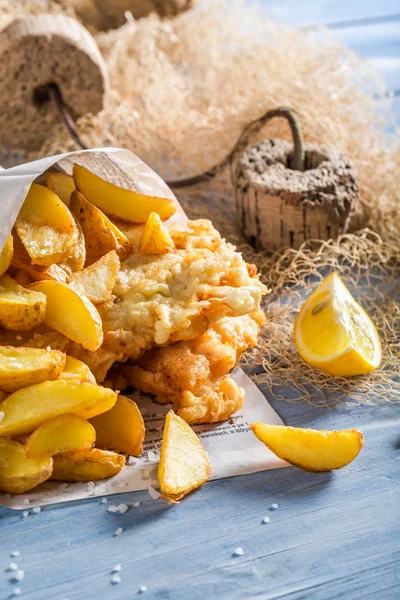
25;414;96;459
90;395;144;456
140;212;174;254
44;172;76;206
11;231;69;283
59;217;86;274
70;190;132;264
73;164;176;223
60;355;96;384
28;280;103;351
0;235;13;277
51;448;125;482
15;183;78;266
0;274;46;331
69;251;120;303
0;380;117;437
11;269;33;287
0;346;66;393
158;410;211;501
25;331;70;353
0;438;53;494
251;423;364;472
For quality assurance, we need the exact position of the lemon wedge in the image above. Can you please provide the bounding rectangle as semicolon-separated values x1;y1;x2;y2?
294;272;381;377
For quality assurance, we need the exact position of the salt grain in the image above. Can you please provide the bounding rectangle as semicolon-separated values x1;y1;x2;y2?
22;511;29;518
270;503;279;511
111;574;121;584
8;563;18;571
46;346;51;351
12;589;21;597
23;499;30;506
148;486;161;500
147;451;157;462
133;501;141;507
116;503;128;514
11;551;20;557
101;498;108;504
0;411;4;423
108;505;117;513
114;527;123;536
112;564;122;573
139;585;148;593
86;481;96;491
12;569;24;582
127;456;137;465
58;483;69;491
262;516;270;524
16;335;22;341
32;506;41;514
233;547;245;557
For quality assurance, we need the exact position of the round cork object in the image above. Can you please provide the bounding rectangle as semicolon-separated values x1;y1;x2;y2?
0;14;109;151
235;139;362;252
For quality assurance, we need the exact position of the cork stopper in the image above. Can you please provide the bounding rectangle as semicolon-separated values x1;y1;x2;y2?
0;14;109;151
235;139;362;252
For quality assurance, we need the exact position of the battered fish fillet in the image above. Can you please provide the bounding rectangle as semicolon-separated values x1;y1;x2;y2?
122;310;265;424
71;220;267;381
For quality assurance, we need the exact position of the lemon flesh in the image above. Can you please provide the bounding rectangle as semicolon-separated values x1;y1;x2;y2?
294;273;381;377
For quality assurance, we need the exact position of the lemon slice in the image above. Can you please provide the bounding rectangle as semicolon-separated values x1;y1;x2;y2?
294;272;381;377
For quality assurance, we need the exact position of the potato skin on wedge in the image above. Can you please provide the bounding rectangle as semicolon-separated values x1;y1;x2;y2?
0;380;117;437
73;164;176;223
51;448;125;482
25;414;96;459
0;235;13;277
0;438;53;494
28;280;103;351
158;410;211;501
90;395;145;456
140;212;174;254
68;250;120;303
251;423;364;472
0;346;66;393
0;274;46;331
15;183;78;266
44;172;76;206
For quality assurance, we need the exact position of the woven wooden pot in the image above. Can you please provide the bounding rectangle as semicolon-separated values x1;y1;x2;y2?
235;139;361;252
0;14;108;151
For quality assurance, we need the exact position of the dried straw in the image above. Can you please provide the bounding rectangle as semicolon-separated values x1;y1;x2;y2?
1;0;399;407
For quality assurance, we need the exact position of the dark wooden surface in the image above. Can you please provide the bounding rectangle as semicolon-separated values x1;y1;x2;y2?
1;2;399;599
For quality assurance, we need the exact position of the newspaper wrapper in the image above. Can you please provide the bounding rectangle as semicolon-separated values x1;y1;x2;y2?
0;148;286;510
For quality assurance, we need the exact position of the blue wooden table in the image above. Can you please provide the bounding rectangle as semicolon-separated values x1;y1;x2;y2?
1;2;399;599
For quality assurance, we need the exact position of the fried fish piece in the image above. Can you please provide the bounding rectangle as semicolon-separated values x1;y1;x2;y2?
70;220;267;381
122;310;265;423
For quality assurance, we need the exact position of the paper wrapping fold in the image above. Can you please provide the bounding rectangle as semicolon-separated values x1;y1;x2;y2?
0;148;286;510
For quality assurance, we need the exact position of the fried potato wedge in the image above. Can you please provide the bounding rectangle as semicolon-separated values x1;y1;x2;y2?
60;355;96;384
28;280;103;351
15;183;78;266
90;395;144;456
25;414;96;459
73;164;176;223
71;190;132;264
0;274;46;331
0;438;53;494
0;380;117;437
251;423;364;472
0;235;13;277
0;346;66;393
25;331;70;352
69;251;120;303
44;172;76;206
140;212;175;254
51;448;125;482
11;231;69;283
59;217;86;274
158;410;211;501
